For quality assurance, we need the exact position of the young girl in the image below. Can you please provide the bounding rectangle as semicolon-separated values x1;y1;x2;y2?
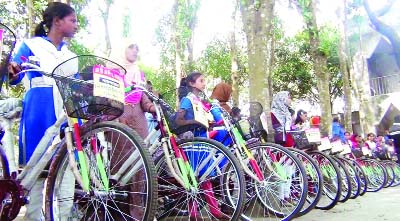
175;72;230;142
270;91;295;147
8;2;77;220
175;72;229;218
114;43;155;139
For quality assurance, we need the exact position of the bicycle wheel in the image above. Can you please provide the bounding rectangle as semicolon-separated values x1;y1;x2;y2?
45;121;157;221
243;143;308;220
382;161;395;188
155;137;245;221
362;159;387;192
331;156;352;203
345;158;368;196
308;151;342;210
289;148;323;217
385;161;400;187
337;157;361;199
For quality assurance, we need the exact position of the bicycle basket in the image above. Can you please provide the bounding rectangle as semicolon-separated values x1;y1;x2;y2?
51;55;126;121
0;23;17;91
291;128;321;149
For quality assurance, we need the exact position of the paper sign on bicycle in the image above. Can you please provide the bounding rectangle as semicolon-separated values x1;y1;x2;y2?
341;144;352;154
304;128;321;143
317;137;332;151
331;140;344;153
93;65;124;103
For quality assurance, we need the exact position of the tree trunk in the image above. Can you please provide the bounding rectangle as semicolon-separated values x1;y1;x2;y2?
294;0;332;135
26;0;35;37
239;0;275;134
230;2;239;106
100;0;113;56
364;0;400;69
338;0;352;132
172;0;185;107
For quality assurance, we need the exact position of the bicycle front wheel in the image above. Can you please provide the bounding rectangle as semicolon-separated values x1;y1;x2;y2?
155;137;245;221
45;121;157;221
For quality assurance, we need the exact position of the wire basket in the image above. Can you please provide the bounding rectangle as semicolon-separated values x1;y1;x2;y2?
0;23;17;91
290;128;321;149
51;55;126;121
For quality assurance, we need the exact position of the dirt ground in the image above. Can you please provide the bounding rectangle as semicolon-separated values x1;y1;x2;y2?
293;186;400;221
14;186;400;221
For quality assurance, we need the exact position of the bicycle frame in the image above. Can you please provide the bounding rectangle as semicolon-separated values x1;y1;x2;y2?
122;85;200;191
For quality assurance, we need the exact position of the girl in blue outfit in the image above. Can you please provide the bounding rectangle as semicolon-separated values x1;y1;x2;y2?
9;3;77;165
175;72;231;219
8;2;77;220
175;72;230;144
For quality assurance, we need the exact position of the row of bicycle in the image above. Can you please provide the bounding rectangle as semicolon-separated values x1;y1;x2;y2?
1;53;399;221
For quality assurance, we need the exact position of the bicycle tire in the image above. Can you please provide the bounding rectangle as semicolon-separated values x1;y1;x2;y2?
154;137;245;221
331;156;352;203
290;148;323;217
45;121;157;221
243;143;308;220
385;161;400;187
382;161;395;188
361;159;387;192
336;156;361;199
308;151;342;210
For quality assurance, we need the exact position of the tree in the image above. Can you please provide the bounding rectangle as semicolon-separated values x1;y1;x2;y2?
239;0;276;131
196;39;248;87
292;0;332;134
337;0;353;132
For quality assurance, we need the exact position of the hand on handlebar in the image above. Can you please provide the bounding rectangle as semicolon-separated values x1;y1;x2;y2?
7;62;21;82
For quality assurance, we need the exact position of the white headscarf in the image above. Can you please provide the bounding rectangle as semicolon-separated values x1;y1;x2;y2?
271;91;292;131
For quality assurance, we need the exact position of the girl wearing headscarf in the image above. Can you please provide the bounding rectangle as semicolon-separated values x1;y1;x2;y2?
113;42;155;139
270;91;295;147
210;82;233;114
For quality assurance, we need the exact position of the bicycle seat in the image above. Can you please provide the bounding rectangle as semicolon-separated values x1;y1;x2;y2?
171;123;207;136
0;97;22;119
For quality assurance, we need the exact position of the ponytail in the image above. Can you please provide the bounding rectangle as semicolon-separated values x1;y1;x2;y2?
34;21;47;37
34;2;75;37
178;77;189;100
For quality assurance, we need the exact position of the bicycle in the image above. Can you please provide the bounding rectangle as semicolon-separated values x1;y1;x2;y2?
129;85;246;220
0;30;157;220
209;102;308;221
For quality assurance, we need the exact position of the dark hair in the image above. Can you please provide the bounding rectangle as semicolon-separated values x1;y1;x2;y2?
333;116;339;123
34;2;75;37
178;72;203;100
294;109;307;125
344;131;351;136
231;107;241;116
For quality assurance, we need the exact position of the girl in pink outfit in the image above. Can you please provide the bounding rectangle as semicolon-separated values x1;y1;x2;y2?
115;43;155;139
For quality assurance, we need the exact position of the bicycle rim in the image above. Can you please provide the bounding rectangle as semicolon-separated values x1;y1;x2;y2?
155;137;245;221
45;121;157;221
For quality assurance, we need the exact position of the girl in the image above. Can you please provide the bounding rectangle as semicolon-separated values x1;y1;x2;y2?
8;2;77;220
270;91;295;147
114;43;155;139
175;72;229;219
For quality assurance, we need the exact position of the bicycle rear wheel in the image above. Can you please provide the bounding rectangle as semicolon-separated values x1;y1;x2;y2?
244;143;308;220
155;137;245;221
290;148;323;217
45;121;157;221
337;156;361;199
308;151;342;210
331;156;352;203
